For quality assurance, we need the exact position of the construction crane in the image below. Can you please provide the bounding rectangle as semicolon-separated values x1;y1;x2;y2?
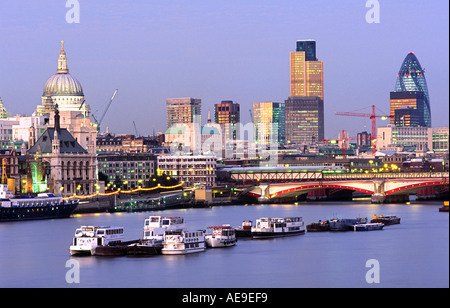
133;121;140;137
336;105;393;156
322;130;357;159
91;89;118;133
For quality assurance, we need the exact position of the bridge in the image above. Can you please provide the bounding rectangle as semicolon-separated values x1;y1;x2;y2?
222;167;449;203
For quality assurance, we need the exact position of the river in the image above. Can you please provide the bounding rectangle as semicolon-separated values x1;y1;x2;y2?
0;200;448;288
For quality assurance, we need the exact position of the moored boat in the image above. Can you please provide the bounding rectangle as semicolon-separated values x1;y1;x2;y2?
353;223;384;231
0;184;78;223
233;220;253;238
251;217;306;239
306;220;330;232
329;217;367;231
126;239;163;256
370;215;401;225
205;225;237;248
161;229;206;255
127;216;186;256
439;201;449;212
69;226;125;256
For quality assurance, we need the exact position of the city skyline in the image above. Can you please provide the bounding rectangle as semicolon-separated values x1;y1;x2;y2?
0;1;448;139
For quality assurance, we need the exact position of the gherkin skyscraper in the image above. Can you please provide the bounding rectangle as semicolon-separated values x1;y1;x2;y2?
393;52;431;127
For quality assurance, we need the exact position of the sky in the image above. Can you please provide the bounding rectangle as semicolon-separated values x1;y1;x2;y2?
0;0;448;139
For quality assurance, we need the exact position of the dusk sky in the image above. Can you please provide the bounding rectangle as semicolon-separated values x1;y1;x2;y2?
0;1;448;139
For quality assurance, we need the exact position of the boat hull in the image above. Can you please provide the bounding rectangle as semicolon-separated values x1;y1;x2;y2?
161;247;206;255
69;246;93;256
0;202;78;222
92;245;127;256
205;238;237;248
306;223;330;232
354;224;384;231
370;218;401;225
234;229;252;238
252;230;305;239
329;218;367;231
126;243;162;256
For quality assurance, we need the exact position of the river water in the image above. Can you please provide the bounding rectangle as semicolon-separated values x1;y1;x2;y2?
0;200;448;288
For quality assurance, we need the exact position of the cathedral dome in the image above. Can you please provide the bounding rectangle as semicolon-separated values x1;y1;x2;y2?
42;41;84;97
43;73;84;96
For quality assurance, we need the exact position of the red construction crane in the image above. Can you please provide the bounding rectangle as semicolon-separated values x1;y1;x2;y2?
322;130;357;159
336;105;393;156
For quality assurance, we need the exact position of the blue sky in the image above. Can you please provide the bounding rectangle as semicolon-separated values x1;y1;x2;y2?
0;0;448;138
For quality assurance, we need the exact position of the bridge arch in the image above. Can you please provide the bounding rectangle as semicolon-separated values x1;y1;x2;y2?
385;180;449;196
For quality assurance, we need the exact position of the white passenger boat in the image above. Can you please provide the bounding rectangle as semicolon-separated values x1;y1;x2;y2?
205;225;237;248
161;229;206;255
69;226;124;256
143;216;185;241
251;217;306;239
127;216;185;255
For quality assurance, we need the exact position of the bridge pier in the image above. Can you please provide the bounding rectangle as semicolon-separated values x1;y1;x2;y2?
371;179;386;204
258;184;270;203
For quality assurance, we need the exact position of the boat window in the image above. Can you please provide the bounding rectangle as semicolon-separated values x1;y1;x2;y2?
162;220;170;225
98;230;105;235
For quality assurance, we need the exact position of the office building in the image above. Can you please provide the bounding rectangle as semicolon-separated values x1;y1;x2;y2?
97;152;156;190
214;101;240;142
432;127;449;155
285;96;324;145
252;102;285;145
390;91;427;127
392;52;431;127
290;40;324;100
394;106;422;127
157;155;216;187
166;98;201;129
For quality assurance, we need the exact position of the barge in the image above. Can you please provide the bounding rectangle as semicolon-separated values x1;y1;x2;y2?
370;215;401;225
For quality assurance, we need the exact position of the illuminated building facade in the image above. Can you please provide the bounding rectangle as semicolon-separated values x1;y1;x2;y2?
27;106;97;196
285;96;324;145
157;155;216;187
0;97;9;118
394;106;422;127
97;152;156;190
214;100;240;141
290;40;324;100
166;98;201;129
391;52;431;127
390;91;427;127
432;127;449;155
252;102;285;145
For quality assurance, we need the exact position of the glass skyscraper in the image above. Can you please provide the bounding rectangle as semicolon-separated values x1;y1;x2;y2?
290;40;324;100
392;52;431;127
166;97;201;129
285;96;324;144
252;102;285;145
214;100;240;141
287;40;324;145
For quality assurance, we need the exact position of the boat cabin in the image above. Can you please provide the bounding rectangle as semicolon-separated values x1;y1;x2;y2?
74;226;124;246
